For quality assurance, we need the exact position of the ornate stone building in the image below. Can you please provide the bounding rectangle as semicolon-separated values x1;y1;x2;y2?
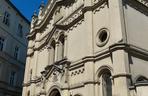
23;0;148;96
0;0;30;96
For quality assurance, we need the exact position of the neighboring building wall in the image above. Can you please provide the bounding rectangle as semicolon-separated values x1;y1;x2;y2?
0;0;30;96
23;0;148;96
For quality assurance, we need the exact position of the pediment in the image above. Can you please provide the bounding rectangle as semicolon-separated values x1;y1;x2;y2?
36;0;76;28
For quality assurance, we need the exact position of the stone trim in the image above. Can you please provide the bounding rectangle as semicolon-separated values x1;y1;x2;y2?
82;0;108;13
0;51;25;67
112;73;131;79
136;0;148;7
24;43;148;87
135;82;148;87
28;0;108;39
61;81;99;90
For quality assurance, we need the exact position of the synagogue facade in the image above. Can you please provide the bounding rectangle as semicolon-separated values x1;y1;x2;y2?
23;0;148;96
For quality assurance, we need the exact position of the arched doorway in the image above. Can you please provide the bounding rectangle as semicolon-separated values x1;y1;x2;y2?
49;89;61;96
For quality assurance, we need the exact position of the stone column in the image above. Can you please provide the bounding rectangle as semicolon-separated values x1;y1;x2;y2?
44;47;50;66
64;34;68;58
55;41;59;61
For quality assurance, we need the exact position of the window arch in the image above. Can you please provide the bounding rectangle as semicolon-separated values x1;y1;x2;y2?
74;94;82;96
27;90;30;96
57;34;65;60
99;69;112;96
136;76;148;83
49;89;61;96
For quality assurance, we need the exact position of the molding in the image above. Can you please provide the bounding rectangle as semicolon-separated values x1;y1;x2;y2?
0;51;25;67
27;0;108;39
24;43;148;87
112;73;131;79
135;82;148;87
68;43;148;70
137;0;148;7
62;80;99;90
82;0;108;13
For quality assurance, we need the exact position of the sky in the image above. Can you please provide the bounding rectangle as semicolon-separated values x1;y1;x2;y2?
11;0;48;21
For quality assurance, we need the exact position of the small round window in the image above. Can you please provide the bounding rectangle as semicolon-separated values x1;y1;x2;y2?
96;28;110;47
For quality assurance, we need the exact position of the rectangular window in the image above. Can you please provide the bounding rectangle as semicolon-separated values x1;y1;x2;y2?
9;71;16;86
0;37;4;51
3;11;10;26
17;24;23;37
14;46;19;59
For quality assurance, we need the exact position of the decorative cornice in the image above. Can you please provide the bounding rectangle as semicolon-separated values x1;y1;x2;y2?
24;43;148;87
68;43;148;70
27;0;108;39
137;0;148;7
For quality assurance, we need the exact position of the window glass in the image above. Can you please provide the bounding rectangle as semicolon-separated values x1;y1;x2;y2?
14;46;19;59
9;71;16;86
3;11;10;26
102;73;112;96
0;37;5;51
17;24;23;37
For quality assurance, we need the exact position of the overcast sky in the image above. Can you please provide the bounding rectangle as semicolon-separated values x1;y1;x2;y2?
11;0;47;21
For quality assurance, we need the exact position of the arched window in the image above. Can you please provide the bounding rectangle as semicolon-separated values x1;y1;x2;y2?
74;94;82;96
136;76;148;83
50;40;56;64
102;72;112;96
27;90;30;96
58;34;65;60
99;69;112;96
49;89;61;96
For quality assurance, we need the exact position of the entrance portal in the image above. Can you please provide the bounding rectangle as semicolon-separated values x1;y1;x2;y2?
49;89;61;96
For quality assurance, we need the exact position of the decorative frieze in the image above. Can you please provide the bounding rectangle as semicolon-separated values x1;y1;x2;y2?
137;0;148;7
71;68;85;76
93;1;108;14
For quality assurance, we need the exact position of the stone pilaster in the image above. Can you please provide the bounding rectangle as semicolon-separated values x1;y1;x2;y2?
112;50;130;96
109;0;130;95
83;0;95;96
31;32;40;95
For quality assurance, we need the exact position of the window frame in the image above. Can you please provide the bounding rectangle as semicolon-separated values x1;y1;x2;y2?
9;71;16;86
14;46;19;60
17;24;23;37
3;11;10;26
0;37;5;51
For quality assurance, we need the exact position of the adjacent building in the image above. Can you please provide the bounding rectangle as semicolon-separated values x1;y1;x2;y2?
23;0;148;96
0;0;30;95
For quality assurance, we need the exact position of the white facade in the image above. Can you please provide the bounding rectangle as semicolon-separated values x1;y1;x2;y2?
23;0;148;96
0;0;30;96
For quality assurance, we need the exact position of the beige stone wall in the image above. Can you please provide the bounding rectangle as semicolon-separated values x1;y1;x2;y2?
23;0;148;96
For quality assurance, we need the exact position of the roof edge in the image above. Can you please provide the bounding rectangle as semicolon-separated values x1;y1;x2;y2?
5;0;30;24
